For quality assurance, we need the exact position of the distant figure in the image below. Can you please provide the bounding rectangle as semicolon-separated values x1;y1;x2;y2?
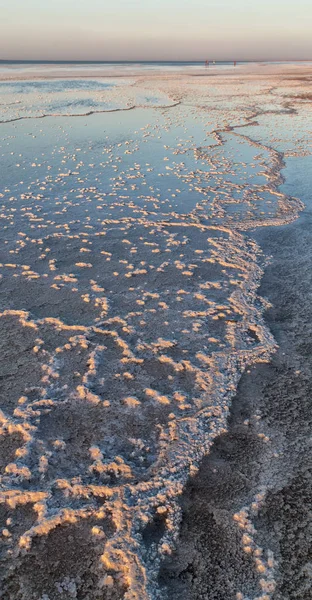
234;60;237;67
205;60;209;67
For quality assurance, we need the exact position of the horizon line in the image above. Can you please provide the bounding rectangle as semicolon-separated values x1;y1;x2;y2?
1;58;312;63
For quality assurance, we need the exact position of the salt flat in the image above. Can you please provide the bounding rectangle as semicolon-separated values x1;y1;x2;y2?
0;63;311;600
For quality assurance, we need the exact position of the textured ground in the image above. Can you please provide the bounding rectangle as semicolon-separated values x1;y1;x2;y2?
159;144;312;600
0;64;311;600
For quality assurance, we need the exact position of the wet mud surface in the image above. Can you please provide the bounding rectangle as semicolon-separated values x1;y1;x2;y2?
160;206;312;600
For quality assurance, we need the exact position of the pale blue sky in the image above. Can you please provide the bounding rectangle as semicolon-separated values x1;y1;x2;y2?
1;0;311;60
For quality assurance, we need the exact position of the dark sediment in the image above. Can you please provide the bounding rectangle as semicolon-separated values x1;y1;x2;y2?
159;207;312;599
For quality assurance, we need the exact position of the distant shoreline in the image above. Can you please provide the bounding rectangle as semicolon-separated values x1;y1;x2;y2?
0;61;311;83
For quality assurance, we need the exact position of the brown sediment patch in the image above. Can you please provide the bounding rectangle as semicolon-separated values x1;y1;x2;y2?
284;92;312;101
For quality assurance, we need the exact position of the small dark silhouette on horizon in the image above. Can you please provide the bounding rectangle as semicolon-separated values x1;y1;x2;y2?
204;60;237;67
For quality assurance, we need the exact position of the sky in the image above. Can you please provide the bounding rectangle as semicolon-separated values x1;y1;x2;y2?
1;0;312;61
